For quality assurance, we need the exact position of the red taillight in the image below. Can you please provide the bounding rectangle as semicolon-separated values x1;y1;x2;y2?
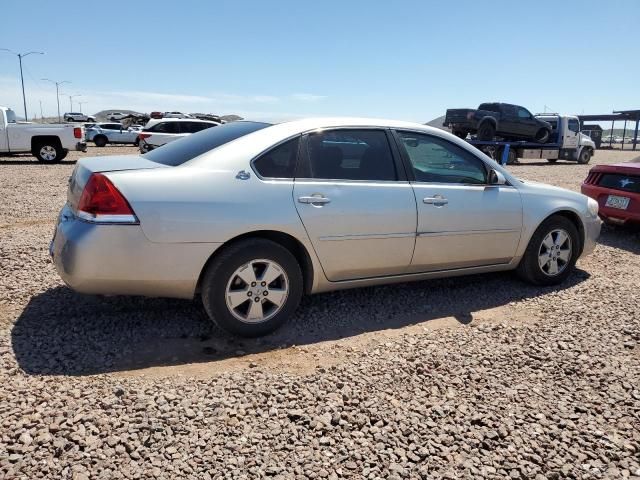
74;127;82;139
78;173;137;221
138;133;151;140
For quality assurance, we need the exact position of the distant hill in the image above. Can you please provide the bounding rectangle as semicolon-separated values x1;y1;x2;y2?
94;109;144;121
425;115;449;131
220;114;244;122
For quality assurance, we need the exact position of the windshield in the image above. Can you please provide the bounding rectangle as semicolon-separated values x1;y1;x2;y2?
6;109;17;123
143;121;271;166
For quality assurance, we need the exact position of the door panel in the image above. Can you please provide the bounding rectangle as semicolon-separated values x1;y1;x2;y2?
294;181;416;281
393;130;523;271
293;128;416;282
411;184;522;271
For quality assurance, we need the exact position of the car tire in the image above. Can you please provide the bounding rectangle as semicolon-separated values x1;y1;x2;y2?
477;122;496;141
133;138;140;147
516;215;579;286
577;148;592;164
534;128;551;144
498;147;518;165
87;117;95;122
94;135;108;147
453;130;468;139
547;158;558;163
34;142;63;163
201;239;303;337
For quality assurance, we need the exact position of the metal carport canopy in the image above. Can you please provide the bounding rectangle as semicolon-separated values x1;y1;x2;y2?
577;109;640;150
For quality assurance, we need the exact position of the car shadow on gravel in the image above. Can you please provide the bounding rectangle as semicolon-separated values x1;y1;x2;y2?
597;224;640;254
11;268;590;376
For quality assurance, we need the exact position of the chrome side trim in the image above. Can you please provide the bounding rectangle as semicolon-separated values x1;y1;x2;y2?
76;211;139;224
417;228;520;237
319;232;415;241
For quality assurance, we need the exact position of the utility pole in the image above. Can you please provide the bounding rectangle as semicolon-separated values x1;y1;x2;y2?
41;78;70;123
78;101;87;113
0;48;44;121
68;94;81;112
39;100;43;122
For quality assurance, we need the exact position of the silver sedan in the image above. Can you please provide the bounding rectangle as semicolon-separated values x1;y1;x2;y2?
51;118;601;336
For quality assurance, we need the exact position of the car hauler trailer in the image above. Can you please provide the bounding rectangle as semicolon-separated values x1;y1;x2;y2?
466;114;596;166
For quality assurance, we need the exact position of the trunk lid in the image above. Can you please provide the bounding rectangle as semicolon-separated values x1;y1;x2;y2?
67;155;168;211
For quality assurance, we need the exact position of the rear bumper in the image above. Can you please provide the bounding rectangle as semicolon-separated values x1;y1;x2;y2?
50;204;220;299
76;142;87;152
581;183;640;225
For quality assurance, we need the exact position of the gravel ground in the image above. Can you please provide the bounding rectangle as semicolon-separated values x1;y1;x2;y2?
1;147;639;479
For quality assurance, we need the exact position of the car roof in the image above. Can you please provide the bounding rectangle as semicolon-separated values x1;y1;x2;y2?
145;118;220;127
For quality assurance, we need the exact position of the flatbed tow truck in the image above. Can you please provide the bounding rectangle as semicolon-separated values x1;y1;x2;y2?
465;114;596;166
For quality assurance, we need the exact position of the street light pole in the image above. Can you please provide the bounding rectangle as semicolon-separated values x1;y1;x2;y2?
41;78;70;123
0;48;44;121
69;94;81;112
78;101;87;114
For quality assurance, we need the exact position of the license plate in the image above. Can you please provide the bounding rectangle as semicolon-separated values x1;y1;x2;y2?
605;195;630;210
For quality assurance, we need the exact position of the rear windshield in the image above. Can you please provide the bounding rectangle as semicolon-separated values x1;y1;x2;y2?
143;121;271;166
478;103;500;113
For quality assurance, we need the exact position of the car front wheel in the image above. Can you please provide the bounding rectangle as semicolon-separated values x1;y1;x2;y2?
201;239;303;337
517;215;579;286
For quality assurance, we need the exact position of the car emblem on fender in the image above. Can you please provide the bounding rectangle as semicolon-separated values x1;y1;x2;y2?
619;178;634;188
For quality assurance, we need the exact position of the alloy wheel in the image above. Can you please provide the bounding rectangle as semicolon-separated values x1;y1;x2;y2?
538;229;572;276
39;145;57;161
225;259;289;323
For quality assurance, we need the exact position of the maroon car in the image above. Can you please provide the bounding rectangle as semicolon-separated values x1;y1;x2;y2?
581;157;640;226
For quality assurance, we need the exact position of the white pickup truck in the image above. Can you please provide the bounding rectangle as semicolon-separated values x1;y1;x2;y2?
0;106;87;163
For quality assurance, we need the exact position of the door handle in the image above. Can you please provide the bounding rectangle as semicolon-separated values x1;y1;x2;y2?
423;196;448;206
298;195;331;205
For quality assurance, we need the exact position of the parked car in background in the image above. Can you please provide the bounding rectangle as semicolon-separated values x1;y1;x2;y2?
108;112;127;121
138;118;219;152
444;102;552;143
86;123;140;147
51;117;600;338
150;111;164;119
582;157;640;226
0;106;86;162
163;111;192;118
64;112;95;122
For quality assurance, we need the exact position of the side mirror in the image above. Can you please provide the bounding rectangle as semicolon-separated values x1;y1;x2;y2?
488;168;507;185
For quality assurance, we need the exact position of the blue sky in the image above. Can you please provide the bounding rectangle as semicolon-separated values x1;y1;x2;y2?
1;0;638;123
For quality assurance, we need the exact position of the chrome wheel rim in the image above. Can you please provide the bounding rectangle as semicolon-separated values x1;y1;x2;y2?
40;145;57;161
225;259;289;324
538;229;572;276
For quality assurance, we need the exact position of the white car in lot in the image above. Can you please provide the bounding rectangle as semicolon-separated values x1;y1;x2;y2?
64;112;95;122
138;118;220;152
108;112;128;121
86;123;140;147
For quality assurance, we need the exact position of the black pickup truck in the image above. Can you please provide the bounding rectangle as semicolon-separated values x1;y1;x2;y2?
444;102;552;143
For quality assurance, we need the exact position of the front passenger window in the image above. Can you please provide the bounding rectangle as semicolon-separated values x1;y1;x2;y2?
396;131;487;185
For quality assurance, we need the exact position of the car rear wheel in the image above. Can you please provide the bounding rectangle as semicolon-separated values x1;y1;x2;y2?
35;142;63;163
517;215;579;286
534;128;550;144
577;148;592;164
94;135;108;147
477;122;496;141
453;130;468;139
547;158;558;163
201;239;303;337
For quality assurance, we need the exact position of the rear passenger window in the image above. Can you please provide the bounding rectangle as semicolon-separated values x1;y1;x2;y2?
304;129;396;181
152;122;179;133
253;137;300;179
